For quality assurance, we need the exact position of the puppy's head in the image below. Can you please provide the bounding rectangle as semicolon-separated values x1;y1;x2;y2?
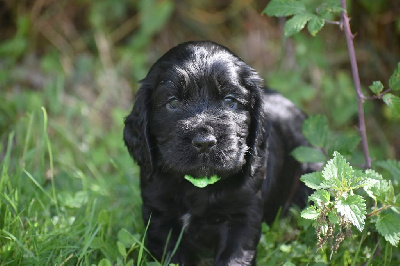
124;41;266;180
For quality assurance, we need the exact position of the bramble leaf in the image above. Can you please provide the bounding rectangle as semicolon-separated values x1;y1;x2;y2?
382;93;400;116
335;194;366;231
291;146;326;163
307;15;325;36
301;172;325;190
389;63;400;91
284;13;313;37
316;1;343;16
263;0;306;17
301;206;320;220
369;81;384;95
327;133;361;156
376;212;400;246
302;115;329;148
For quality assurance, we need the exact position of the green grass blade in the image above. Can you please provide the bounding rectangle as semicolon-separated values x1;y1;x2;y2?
3;230;38;261
137;215;152;265
78;224;103;261
0;131;14;191
41;107;59;213
23;168;55;203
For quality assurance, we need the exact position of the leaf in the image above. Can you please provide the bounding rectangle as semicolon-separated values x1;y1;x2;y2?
98;258;112;266
97;209;109;225
369;81;384;95
327;133;361;156
382;93;400;116
309;189;330;207
316;1;344;16
307;16;325;36
335;194;366;231
140;0;174;36
389;63;400;91
90;236;103;249
301;172;325;190
184;175;221;188
376;212;400;246
302;115;330;147
328;211;339;224
322;152;354;190
376;160;400;181
301;206;320;220
117;228;136;246
284;13;313;37
117;241;127;257
291;146;326;163
365;179;395;204
263;0;306;17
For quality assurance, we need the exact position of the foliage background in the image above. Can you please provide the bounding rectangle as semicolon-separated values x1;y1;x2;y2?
0;0;400;264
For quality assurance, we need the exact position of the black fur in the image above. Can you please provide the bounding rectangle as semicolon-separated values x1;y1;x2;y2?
123;41;317;265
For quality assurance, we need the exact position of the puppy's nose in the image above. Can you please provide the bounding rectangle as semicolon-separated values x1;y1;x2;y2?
192;135;217;153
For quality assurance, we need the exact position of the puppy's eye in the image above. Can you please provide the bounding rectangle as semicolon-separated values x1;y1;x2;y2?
166;97;181;111
223;95;238;109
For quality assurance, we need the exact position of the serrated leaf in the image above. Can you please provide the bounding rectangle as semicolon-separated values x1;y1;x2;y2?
302;115;329;147
376;211;400;246
263;0;306;17
364;169;383;180
301;172;325;189
301;206;320;220
316;1;344;16
365;179;395;204
291;146;326;163
322;152;354;190
335;194;366;231
307;16;325;36
284;13;313;37
309;190;330;207
327;133;361;156
382;93;400;116
376;160;400;181
369;81;384;95
389;63;400;91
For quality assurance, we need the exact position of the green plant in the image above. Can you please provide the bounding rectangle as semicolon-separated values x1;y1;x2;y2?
264;0;400;261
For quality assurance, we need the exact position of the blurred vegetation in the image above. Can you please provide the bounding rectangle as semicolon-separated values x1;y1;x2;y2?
0;0;400;264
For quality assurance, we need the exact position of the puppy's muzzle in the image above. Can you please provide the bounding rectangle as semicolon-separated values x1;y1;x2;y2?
192;134;217;153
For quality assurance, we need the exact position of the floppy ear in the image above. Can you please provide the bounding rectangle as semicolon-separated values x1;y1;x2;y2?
123;81;154;179
243;70;269;178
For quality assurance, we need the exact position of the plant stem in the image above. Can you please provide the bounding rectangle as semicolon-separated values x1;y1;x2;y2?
340;0;371;169
366;206;390;218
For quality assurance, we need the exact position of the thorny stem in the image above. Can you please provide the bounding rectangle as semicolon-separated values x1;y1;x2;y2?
340;0;371;169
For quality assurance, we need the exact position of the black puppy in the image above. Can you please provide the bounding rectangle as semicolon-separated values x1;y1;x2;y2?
124;41;315;265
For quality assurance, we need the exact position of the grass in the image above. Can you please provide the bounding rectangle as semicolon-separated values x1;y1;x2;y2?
0;86;146;265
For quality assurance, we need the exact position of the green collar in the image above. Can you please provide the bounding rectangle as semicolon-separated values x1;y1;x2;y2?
184;175;221;188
